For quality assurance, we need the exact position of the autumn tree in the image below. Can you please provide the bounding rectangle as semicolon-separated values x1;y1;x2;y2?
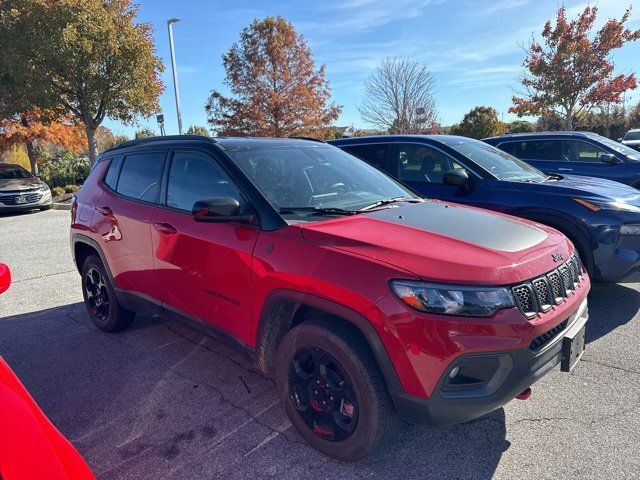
627;102;640;129
359;58;438;134
186;125;210;136
0;0;164;164
450;106;507;139
206;17;341;137
135;128;156;139
0;112;86;174
511;6;640;130
508;120;535;133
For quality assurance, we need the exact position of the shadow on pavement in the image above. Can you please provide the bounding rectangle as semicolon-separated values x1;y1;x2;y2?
586;282;640;343
0;302;507;479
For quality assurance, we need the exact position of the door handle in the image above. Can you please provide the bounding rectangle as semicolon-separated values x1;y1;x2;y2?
97;206;113;215
558;168;573;172
153;222;177;235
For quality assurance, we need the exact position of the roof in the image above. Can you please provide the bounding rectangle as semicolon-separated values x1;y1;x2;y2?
101;135;327;155
484;131;598;141
328;134;477;146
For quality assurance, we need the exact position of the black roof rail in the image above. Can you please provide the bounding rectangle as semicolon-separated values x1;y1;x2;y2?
287;136;326;143
103;135;218;154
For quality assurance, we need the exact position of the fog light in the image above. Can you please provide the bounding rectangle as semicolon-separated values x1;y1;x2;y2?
448;367;460;378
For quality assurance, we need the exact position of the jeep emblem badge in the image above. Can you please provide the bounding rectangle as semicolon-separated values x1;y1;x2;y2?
552;252;564;263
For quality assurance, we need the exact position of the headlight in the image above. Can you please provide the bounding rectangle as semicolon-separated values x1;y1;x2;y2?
38;183;50;192
620;224;640;235
573;198;640;214
389;280;515;317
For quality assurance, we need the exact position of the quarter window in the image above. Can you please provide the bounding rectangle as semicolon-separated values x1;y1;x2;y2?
396;144;463;184
103;156;122;189
166;151;240;211
561;140;610;163
116;153;165;202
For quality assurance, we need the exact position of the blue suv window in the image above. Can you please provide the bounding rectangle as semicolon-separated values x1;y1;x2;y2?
501;140;562;161
561;140;609;163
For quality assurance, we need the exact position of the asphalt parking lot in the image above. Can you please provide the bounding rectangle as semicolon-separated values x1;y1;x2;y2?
1;210;639;480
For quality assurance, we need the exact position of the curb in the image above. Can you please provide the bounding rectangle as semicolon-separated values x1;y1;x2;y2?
51;203;71;211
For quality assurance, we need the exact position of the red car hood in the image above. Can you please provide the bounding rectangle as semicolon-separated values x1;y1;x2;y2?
301;201;572;285
0;357;94;479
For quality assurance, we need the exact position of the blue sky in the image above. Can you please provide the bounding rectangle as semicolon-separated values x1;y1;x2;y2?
103;0;640;137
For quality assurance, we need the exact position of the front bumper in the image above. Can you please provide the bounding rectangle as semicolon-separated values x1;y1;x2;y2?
391;297;589;425
0;190;52;212
594;228;640;282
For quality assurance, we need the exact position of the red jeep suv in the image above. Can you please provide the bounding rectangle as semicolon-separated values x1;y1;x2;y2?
70;136;589;461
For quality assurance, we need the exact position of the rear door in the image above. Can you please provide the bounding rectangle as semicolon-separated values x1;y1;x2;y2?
151;148;259;343
390;142;489;205
94;150;166;301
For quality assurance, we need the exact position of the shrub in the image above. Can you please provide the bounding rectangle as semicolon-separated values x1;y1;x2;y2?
39;152;91;188
52;186;66;198
64;184;81;194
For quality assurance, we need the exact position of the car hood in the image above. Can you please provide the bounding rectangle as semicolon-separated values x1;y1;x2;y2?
521;174;640;205
301;201;571;285
0;177;41;191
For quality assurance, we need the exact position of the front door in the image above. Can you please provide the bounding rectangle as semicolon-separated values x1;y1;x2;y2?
151;149;259;344
392;143;489;205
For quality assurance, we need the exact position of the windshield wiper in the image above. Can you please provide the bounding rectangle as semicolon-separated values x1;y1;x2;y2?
358;196;418;211
279;206;357;216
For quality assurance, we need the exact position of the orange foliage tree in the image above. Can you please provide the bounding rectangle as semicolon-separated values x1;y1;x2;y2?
206;17;341;138
510;6;640;130
0;112;86;174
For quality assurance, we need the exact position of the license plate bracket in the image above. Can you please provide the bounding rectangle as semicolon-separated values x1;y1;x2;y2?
561;317;587;372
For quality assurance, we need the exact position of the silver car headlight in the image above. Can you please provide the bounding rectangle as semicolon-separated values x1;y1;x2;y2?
389;280;515;317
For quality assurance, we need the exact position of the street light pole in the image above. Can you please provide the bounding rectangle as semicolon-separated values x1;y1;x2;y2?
167;18;183;135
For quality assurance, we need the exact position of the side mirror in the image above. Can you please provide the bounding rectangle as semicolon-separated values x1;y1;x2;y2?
192;197;252;223
618;138;623;142
0;263;11;294
443;168;470;187
600;153;619;165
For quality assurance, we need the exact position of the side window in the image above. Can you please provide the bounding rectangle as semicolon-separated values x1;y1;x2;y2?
498;142;518;155
562;140;610;163
341;144;391;173
396;144;461;184
103;156;122;189
514;140;562;161
116;152;165;202
166;151;240;212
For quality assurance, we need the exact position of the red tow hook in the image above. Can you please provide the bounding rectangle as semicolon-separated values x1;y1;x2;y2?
515;387;532;400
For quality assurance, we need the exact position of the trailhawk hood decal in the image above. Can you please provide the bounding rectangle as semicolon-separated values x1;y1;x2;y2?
301;201;571;284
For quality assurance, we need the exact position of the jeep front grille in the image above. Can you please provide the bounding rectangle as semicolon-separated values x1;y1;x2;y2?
512;253;584;318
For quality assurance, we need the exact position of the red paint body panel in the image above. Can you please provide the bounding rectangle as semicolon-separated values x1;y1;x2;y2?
0;357;94;480
0;263;10;294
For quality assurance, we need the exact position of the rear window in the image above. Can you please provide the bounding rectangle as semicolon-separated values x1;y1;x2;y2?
341;144;392;174
115;152;165;203
623;131;640;141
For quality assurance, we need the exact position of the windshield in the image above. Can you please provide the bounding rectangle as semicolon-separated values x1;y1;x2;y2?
0;164;33;180
623;131;640;141
225;144;416;213
587;133;640;160
444;138;547;182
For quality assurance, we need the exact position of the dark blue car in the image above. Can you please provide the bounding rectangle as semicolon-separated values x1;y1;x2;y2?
329;135;640;282
484;131;640;188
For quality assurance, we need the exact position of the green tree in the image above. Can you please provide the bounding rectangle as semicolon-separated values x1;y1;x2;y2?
450;106;507;139
0;0;164;164
134;128;156;139
511;6;640;130
206;17;341;137
186;125;210;136
508;120;535;133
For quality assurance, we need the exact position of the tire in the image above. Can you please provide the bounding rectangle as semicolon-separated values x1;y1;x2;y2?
81;255;134;332
275;317;399;461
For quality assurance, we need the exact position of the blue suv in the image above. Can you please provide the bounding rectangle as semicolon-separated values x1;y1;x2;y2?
330;135;640;282
484;132;640;188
